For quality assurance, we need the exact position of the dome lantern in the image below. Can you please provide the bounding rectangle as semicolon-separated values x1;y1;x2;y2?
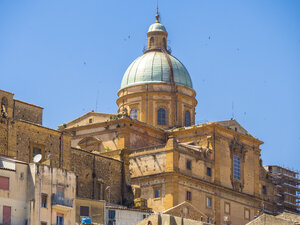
147;10;168;51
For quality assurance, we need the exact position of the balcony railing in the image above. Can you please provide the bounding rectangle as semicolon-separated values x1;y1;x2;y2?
52;194;73;208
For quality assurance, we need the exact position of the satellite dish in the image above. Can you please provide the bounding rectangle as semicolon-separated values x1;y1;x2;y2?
33;154;42;163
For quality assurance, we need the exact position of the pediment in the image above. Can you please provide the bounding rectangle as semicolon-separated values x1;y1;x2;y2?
163;201;208;221
78;136;102;147
217;119;252;136
64;111;115;129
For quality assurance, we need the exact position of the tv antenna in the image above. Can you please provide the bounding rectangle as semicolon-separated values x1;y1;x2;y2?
231;101;235;119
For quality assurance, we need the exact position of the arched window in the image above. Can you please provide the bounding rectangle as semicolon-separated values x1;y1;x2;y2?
157;107;167;125
1;97;8;118
163;37;166;49
185;110;191;127
150;37;154;48
130;108;138;119
1;97;8;107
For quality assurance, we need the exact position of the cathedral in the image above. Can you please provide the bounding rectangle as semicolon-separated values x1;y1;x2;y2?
0;10;299;225
61;12;290;225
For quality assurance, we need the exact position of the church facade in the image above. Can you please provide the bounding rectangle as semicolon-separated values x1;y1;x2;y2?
61;12;285;225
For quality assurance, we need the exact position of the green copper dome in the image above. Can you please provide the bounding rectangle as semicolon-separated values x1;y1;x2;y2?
148;22;167;32
120;51;193;89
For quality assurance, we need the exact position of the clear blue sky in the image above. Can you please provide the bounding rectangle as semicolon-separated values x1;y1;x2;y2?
0;1;299;171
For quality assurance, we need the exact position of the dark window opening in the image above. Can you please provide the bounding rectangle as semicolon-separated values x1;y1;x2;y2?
80;206;89;217
233;156;241;180
157;107;167;125
108;210;116;222
184;110;191;127
97;183;102;200
186;160;192;170
186;191;192;201
207;167;211;177
262;185;267;195
32;147;41;160
89;118;93;123
154;189;160;198
41;194;47;208
56;213;64;225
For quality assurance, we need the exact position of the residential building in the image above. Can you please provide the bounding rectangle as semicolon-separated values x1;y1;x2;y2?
0;156;76;225
0;89;134;223
264;165;300;214
75;198;105;225
0;157;28;225
105;204;151;225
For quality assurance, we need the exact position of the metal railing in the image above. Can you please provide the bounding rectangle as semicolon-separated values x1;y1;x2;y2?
52;194;73;208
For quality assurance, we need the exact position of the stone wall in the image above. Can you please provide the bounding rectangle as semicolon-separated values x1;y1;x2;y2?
0;117;71;170
70;148;124;205
13;100;43;125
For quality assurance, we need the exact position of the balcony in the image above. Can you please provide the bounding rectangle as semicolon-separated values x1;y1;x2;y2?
282;182;300;191
52;194;73;211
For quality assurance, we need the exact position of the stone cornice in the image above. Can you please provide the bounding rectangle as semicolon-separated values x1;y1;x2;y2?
131;171;274;206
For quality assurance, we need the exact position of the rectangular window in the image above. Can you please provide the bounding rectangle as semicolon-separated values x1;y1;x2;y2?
224;202;230;214
56;185;64;198
262;185;267;195
41;194;47;208
186;191;192;201
108;210;116;219
207;167;211;177
0;176;9;190
97;183;102;200
154;188;161;198
244;208;250;220
89;118;93;123
3;205;11;225
234;156;241;180
56;213;64;225
33;147;41;159
80;206;89;217
206;197;212;208
41;222;47;225
186;160;192;170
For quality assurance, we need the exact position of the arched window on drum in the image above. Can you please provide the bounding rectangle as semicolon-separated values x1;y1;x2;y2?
157;107;167;125
130;108;138;120
150;37;154;48
185;110;191;127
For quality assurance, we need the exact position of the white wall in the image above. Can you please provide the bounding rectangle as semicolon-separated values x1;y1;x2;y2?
105;208;151;225
0;161;29;225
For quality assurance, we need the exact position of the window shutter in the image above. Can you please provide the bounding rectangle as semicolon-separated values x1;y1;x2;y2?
0;176;9;190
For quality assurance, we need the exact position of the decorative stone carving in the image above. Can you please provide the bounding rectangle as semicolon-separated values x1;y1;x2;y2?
229;137;247;192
